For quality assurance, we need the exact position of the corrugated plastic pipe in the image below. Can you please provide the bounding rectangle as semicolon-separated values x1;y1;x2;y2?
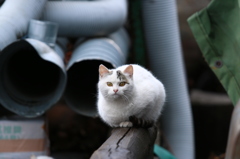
141;0;194;159
0;20;67;117
64;28;129;117
42;0;127;37
0;0;47;50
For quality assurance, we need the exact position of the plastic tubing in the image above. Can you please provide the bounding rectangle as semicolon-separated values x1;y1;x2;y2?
141;0;195;158
42;0;128;37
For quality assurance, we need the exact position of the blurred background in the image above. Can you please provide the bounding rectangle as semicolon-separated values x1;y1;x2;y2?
178;0;233;158
0;0;234;159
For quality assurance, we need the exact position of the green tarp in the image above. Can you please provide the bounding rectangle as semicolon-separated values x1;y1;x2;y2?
188;0;240;106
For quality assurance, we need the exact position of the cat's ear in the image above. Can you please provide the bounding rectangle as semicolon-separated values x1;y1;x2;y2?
124;65;133;78
99;64;110;78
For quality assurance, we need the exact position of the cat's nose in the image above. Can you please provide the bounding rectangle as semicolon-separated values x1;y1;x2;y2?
113;89;118;93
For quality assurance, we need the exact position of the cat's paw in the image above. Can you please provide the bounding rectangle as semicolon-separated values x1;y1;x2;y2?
129;115;154;128
119;121;133;128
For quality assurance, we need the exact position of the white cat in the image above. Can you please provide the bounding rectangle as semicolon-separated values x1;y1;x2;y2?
97;64;166;128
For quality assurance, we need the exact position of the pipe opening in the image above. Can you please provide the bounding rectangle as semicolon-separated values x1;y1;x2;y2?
2;44;61;106
65;60;113;116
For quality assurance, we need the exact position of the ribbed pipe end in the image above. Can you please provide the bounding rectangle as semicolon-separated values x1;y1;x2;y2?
65;30;129;117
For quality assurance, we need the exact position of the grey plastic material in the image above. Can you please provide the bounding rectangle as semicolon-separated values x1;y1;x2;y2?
64;28;130;117
28;20;59;48
42;0;128;37
54;37;69;60
0;39;66;117
0;0;47;50
141;0;194;159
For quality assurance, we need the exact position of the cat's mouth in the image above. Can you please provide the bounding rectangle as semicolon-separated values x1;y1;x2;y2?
111;93;120;99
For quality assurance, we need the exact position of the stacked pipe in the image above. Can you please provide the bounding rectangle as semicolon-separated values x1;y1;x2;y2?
0;38;67;117
0;0;195;157
0;0;128;117
0;19;67;117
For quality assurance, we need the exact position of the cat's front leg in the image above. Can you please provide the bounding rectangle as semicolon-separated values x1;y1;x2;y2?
119;121;133;127
129;115;154;128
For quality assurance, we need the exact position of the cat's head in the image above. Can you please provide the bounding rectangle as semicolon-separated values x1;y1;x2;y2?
98;64;134;101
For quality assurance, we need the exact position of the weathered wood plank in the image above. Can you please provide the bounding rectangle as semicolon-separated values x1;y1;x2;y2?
90;126;157;159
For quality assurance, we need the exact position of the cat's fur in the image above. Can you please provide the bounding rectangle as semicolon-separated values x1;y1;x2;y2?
97;64;166;127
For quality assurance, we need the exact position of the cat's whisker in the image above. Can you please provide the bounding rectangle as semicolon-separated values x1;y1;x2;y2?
104;94;109;99
122;94;130;103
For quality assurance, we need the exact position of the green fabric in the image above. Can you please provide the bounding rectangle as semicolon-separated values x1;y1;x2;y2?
153;144;176;159
187;0;240;106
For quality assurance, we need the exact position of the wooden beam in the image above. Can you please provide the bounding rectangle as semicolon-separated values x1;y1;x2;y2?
90;126;157;159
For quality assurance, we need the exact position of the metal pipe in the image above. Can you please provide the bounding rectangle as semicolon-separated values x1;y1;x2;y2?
0;39;67;117
28;19;59;48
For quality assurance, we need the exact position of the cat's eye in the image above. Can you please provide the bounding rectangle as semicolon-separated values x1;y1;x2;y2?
119;82;126;87
107;82;113;87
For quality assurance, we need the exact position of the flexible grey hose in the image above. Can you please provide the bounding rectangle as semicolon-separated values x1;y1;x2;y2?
141;0;194;158
0;0;47;50
42;0;128;37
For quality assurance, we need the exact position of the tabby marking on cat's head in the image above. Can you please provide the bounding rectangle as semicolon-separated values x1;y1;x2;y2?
117;70;127;81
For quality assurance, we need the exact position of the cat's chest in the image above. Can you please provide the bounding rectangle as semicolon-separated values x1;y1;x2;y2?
108;101;133;110
102;103;134;123
103;101;134;115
